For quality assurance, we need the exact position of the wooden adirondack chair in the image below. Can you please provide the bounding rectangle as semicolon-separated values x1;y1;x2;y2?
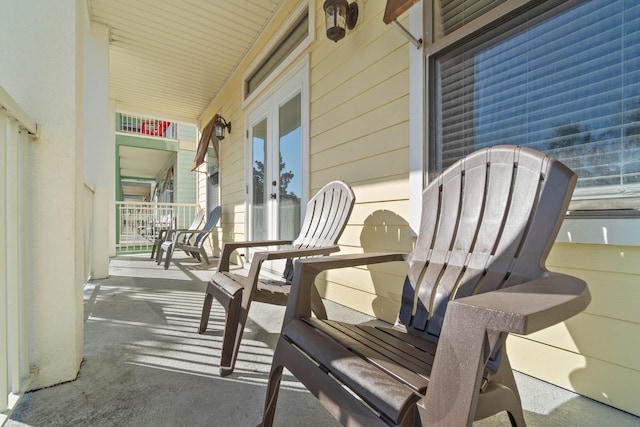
261;146;591;427
152;208;205;262
198;180;355;377
160;206;221;269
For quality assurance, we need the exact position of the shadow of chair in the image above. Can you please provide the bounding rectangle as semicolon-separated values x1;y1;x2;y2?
198;180;356;377
261;146;591;427
158;206;221;270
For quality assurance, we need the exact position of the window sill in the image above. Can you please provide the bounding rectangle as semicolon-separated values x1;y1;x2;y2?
557;201;640;246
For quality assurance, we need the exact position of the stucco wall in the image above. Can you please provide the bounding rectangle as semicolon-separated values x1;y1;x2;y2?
0;0;86;388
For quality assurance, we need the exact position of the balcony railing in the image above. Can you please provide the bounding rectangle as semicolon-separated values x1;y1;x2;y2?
116;201;200;254
0;85;38;419
116;113;178;139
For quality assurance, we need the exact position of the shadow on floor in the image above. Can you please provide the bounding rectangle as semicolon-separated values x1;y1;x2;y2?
6;254;639;427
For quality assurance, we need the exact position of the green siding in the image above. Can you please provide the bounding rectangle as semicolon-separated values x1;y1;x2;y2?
178;124;197;142
176;149;197;205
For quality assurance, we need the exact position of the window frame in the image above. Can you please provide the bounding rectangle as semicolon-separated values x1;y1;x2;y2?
242;0;314;108
244;56;311;242
409;0;640;244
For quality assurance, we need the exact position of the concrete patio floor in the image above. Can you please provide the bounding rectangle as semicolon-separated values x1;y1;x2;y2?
5;253;639;427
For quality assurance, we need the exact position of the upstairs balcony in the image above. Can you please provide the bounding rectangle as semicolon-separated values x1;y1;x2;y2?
117;113;178;140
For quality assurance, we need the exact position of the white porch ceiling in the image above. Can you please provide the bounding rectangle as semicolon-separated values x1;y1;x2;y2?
88;0;284;198
88;0;284;123
119;145;174;179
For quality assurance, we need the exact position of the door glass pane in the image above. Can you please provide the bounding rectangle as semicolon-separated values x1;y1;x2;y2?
278;93;302;240
252;118;268;240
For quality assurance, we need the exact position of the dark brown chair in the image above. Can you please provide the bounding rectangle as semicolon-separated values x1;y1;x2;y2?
198;180;356;376
261;146;591;427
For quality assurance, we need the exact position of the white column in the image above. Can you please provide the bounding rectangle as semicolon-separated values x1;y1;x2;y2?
84;22;112;279
0;0;85;389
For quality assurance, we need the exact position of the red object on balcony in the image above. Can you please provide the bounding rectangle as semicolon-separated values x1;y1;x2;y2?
141;120;170;136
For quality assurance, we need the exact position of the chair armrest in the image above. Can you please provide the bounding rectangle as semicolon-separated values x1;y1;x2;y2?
282;252;409;323
217;240;293;272
163;227;195;240
452;272;590;335
170;228;199;233
251;245;341;262
171;229;198;244
421;272;590;425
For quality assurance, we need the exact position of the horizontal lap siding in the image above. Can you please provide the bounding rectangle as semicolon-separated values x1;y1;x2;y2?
508;243;640;416
309;0;411;323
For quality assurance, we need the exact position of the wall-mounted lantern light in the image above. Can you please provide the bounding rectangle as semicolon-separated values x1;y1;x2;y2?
323;0;358;42
214;114;231;140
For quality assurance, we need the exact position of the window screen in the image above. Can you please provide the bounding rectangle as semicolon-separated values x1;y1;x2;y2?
432;0;640;199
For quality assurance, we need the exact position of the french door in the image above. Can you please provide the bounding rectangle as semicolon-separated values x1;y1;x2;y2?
246;65;308;262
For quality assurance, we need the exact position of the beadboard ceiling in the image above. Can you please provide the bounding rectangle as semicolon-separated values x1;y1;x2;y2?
88;0;284;124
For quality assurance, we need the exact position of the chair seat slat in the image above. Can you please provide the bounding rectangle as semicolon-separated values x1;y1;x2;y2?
286;319;422;424
313;319;434;386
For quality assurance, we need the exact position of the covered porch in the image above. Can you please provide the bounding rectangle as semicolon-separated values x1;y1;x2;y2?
5;253;638;427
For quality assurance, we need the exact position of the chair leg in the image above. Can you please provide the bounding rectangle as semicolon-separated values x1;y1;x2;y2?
475;382;526;427
494;355;525;427
261;364;284;427
200;277;248;377
200;248;210;265
163;244;174;270
199;292;213;334
219;288;243;376
156;244;164;265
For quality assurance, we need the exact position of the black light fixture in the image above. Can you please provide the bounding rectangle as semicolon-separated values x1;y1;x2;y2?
323;0;358;42
214;114;231;141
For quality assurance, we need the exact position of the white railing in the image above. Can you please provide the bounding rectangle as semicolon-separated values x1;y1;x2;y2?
0;85;38;420
116;201;200;253
116;112;178;139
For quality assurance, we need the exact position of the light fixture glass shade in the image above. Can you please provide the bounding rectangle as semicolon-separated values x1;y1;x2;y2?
324;0;348;42
324;0;357;43
214;115;231;141
214;122;225;140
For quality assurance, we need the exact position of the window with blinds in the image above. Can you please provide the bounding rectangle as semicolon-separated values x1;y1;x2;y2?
433;0;506;40
431;0;640;200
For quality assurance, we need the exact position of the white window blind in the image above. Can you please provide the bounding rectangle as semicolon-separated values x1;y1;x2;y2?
434;0;506;40
433;0;640;199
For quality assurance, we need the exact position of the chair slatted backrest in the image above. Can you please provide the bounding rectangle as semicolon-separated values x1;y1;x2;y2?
193;206;221;248
293;181;355;249
180;208;205;244
400;146;577;338
282;181;355;281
